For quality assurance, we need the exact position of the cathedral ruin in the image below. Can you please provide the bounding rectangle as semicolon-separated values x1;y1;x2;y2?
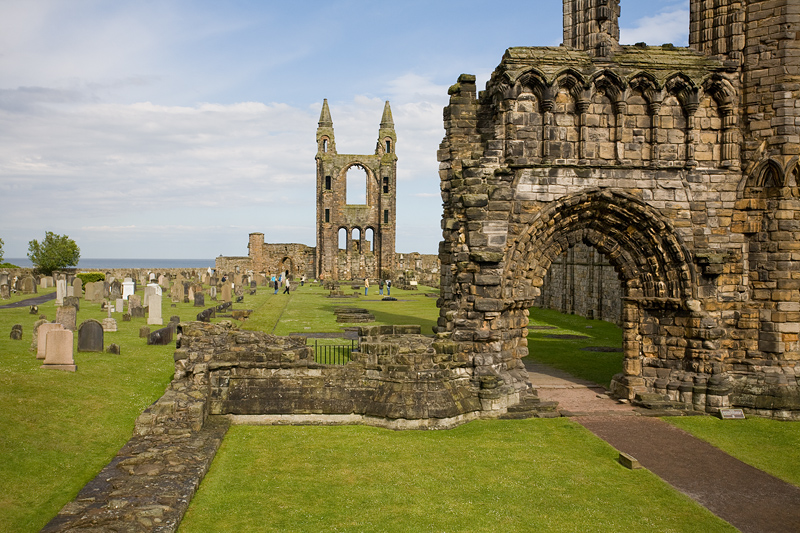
436;0;800;416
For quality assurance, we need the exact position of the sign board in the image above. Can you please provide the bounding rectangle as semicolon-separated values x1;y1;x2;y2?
718;408;745;420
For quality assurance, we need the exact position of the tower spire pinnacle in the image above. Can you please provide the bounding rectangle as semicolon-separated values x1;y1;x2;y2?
319;98;333;128
380;101;394;129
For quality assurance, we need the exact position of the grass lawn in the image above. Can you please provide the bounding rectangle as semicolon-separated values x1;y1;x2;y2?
665;416;800;488
0;287;177;532
526;307;623;388
179;420;735;533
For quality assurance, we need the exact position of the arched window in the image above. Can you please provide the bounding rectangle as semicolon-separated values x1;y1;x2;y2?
365;228;375;252
346;165;368;204
352;228;361;252
322;139;328;153
338;228;347;251
385;139;392;153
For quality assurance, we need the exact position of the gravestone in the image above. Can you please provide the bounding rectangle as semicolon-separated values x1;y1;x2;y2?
170;283;183;303
0;273;8;286
209;286;217;299
106;344;120;355
20;276;37;294
77;319;104;352
170;315;180;324
116;298;124;313
101;317;117;332
72;277;82;296
36;323;64;360
56;306;77;331
147;292;163;325
41;276;53;288
144;283;161;309
147;326;174;346
29;305;38;314
221;284;231;303
128;295;145;319
122;313;131;322
0;284;9;300
250;281;257;289
56;279;67;306
41;328;76;371
188;286;195;304
63;296;80;311
30;318;48;353
122;279;135;300
139;326;150;338
10;324;23;340
194;293;205;307
110;280;122;300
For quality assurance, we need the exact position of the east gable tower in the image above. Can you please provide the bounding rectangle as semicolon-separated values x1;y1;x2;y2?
315;99;397;281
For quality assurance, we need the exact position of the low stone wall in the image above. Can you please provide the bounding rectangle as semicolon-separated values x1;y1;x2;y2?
174;321;487;427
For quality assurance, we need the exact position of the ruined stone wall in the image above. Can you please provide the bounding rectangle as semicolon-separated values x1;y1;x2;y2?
534;243;622;324
434;0;800;419
173;321;489;428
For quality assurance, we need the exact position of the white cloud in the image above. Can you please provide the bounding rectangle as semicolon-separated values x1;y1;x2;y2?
620;6;689;47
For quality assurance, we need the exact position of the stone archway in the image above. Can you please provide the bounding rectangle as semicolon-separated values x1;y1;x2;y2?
499;188;699;400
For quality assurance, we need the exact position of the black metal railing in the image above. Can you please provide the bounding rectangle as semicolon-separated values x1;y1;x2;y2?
314;340;357;365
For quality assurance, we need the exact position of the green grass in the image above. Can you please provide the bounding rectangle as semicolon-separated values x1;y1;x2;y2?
179;420;735;533
666;417;800;488
526;307;623;388
0;288;175;532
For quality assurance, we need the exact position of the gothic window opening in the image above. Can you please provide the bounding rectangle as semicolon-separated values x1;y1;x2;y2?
346;165;368;204
384;209;389;224
383;176;389;193
325;176;331;190
386;140;392;153
325;209;330;223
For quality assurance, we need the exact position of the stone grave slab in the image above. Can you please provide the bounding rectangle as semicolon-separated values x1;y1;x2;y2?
41;329;76;371
77;319;104;352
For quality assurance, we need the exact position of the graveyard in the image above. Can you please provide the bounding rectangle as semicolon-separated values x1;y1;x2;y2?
0;277;798;531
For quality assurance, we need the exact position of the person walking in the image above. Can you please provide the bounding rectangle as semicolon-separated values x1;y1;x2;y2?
379;278;384;296
273;278;279;295
386;279;391;296
364;278;369;296
301;275;305;287
283;277;290;294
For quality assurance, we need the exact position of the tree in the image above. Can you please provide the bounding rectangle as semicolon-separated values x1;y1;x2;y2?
27;232;80;275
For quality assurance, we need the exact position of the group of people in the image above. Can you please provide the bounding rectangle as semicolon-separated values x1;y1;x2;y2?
364;278;391;296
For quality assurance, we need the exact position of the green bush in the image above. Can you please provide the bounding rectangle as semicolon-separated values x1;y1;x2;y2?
76;272;105;284
0;262;19;269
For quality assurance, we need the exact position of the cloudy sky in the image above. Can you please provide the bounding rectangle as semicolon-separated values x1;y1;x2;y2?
0;0;690;261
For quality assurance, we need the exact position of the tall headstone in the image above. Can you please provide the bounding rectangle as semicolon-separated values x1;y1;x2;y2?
56;279;67;306
115;298;124;313
187;286;195;303
144;283;162;309
122;278;135;300
20;276;37;294
36;323;64;360
41;329;76;371
110;280;122;300
72;277;82;296
77;319;104;352
209;286;217;299
0;284;9;300
221;283;231;303
147;292;163;326
0;273;8;286
56;306;77;331
128;295;145;318
170;282;182;303
194;293;205;307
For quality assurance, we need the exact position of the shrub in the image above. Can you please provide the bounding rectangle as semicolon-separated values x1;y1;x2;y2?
76;272;105;284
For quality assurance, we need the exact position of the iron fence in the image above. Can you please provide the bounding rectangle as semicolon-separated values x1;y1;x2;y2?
314;339;357;365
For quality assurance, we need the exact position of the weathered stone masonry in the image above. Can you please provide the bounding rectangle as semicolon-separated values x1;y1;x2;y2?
435;0;800;418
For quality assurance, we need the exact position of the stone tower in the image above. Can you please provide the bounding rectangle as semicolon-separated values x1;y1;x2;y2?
434;0;800;418
315;99;397;281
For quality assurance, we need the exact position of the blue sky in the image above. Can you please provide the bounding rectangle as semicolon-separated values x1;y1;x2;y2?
0;1;690;260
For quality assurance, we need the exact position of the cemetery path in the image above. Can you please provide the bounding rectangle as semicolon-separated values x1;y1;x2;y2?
576;415;800;533
526;360;800;531
0;291;56;309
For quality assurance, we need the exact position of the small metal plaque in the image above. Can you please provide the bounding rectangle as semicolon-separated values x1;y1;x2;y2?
718;408;745;420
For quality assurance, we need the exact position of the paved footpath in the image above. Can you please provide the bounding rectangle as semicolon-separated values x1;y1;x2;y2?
0;291;56;309
528;361;800;532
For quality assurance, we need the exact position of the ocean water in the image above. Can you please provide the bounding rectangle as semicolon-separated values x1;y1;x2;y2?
6;258;215;269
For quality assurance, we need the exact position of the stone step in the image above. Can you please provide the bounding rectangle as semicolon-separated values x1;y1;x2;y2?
501;395;560;419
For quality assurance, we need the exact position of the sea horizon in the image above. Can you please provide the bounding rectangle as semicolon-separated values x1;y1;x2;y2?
5;258;216;269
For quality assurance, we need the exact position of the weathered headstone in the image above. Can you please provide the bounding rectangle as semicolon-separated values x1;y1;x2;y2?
0;273;8;286
147;292;163;326
10;324;23;340
194;293;205;307
101;317;117;332
122;313;131;322
20;276;37;294
41;329;76;371
36;323;64;360
0;284;9;300
116;298;124;313
40;276;53;288
56;306;77;331
221;283;231;303
72;277;82;296
129;295;145;318
30;318;48;353
170;315;180;324
63;296;80;311
56;279;67;306
144;283;162;309
170;282;183;303
77;319;104;352
187;286;195;304
139;326;150;338
106;344;120;355
209;286;217;299
147;326;174;346
110;280;122;300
